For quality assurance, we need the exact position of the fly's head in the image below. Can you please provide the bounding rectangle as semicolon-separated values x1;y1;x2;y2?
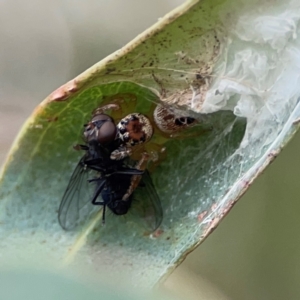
84;113;117;145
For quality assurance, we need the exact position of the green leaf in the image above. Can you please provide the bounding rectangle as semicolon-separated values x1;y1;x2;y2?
1;0;300;287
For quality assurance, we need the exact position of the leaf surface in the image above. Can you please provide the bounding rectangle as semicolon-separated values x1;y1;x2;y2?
1;0;300;287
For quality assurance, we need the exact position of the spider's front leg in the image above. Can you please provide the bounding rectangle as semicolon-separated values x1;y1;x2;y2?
110;146;133;160
92;103;120;116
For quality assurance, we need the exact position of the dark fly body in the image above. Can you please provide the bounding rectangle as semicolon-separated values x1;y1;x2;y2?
58;111;162;231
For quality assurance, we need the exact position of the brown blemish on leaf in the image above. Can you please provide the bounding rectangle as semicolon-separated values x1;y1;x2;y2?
151;229;164;238
201;199;236;238
197;210;207;222
46;116;58;122
32;104;45;117
48;80;78;102
105;67;116;74
211;203;218;211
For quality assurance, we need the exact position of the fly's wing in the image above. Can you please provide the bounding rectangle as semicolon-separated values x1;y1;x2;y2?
132;170;163;232
58;155;101;230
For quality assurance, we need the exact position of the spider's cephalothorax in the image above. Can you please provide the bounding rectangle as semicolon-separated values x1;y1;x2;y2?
153;104;196;134
116;113;153;146
110;113;153;160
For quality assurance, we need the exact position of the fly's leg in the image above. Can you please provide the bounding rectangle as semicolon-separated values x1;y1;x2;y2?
88;177;104;183
102;205;106;224
90;182;107;224
90;179;109;223
73;144;89;151
91;180;105;205
122;152;149;200
113;168;144;176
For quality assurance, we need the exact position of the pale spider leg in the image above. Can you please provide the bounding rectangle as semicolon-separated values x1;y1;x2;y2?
92;103;120;116
122;152;149;200
110;146;133;160
190;84;198;110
